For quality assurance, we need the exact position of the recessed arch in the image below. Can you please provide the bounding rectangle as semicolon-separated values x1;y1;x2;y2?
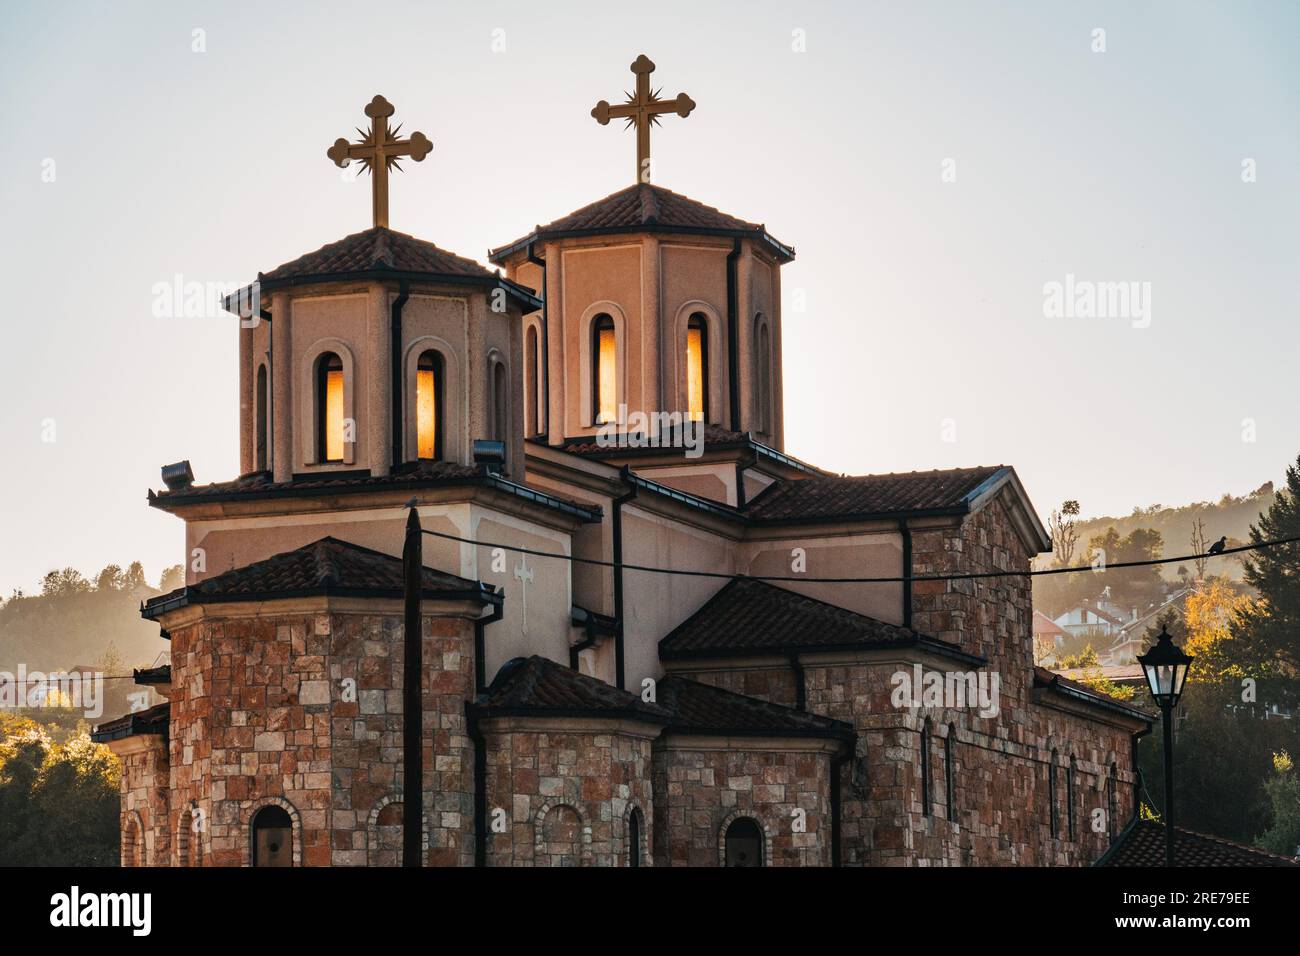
673;300;724;424
577;301;628;429
299;337;357;466
246;797;302;867
619;801;649;868
718;810;771;867
534;799;592;867
403;335;462;464
122;810;145;867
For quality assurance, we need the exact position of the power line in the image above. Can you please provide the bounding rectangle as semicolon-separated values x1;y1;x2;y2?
420;526;1300;585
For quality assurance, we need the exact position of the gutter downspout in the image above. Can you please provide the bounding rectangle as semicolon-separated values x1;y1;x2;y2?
469;593;503;868
390;279;410;468
527;243;549;438
259;308;273;474
789;653;806;711
898;518;913;630
612;467;638;690
726;238;741;432
831;744;851;867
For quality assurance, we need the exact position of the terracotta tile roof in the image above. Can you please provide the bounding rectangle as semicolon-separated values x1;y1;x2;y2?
227;227;541;311
262;227;498;282
743;466;1008;523
1033;610;1066;636
148;461;601;522
489;183;794;262
658;576;978;662
556;424;752;458
1032;666;1153;721
141;537;493;620
1097;818;1298;867
657;676;853;739
475;655;671;722
91;702;169;744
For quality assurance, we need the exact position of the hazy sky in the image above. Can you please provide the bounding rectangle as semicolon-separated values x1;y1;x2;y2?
2;0;1298;595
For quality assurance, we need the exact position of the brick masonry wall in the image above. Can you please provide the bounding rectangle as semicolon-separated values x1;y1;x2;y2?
117;740;170;866
481;721;656;866
651;743;834;867
157;607;475;866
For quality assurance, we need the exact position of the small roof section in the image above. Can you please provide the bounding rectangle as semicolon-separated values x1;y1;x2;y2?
225;226;542;312
1097;818;1297;867
658;576;982;664
1032;666;1152;722
141;537;496;621
489;183;794;264
474;655;671;723
657;676;853;740
1033;610;1066;637
744;466;1008;523
91;702;169;745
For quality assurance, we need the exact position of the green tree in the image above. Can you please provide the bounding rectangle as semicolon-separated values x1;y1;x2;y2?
1235;454;1300;682
1256;751;1300;857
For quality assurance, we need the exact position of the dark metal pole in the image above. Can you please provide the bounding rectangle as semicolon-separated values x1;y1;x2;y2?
1162;702;1175;866
402;507;423;867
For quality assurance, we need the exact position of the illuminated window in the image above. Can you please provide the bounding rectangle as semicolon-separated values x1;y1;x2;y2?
316;352;344;463
416;350;442;460
686;313;708;422
592;314;616;424
255;364;268;471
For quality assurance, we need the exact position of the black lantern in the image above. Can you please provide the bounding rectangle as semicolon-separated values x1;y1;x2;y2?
1137;624;1193;866
1137;625;1193;709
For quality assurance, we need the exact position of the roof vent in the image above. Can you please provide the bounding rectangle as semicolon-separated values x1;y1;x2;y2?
473;440;506;476
161;460;195;491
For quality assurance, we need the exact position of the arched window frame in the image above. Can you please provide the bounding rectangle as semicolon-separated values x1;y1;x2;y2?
578;303;626;429
255;362;269;472
1107;762;1119;839
316;351;344;463
525;321;542;437
920;718;933;817
624;803;646;868
674;302;722;424
299;339;356;467
719;812;769;867
754;313;773;434
945;723;957;823
1049;748;1060;839
1067;754;1077;841
246;797;302;867
402;337;461;465
489;350;509;446
415;349;445;461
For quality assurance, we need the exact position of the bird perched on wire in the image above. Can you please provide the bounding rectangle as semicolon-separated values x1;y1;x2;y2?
1208;535;1228;555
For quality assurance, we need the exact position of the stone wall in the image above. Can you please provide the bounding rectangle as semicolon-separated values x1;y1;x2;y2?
480;717;658;866
651;740;836;867
161;604;476;866
116;738;170;866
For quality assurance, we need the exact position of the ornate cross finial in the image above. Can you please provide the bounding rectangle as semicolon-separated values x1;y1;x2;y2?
591;54;695;184
327;95;432;229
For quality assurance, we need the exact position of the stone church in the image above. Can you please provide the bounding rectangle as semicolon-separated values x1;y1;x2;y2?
95;57;1151;867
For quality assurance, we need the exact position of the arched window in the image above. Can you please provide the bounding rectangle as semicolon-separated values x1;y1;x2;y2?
1067;755;1077;841
491;359;508;444
416;350;443;460
1107;763;1118;839
724;817;764;867
686;312;709;422
540;804;583;867
1048;749;1060;839
592;313;616;424
255;364;268;471
526;325;540;436
945;724;957;823
627;806;643;868
316;351;344;463
920;718;933;816
252;805;293;867
755;316;771;433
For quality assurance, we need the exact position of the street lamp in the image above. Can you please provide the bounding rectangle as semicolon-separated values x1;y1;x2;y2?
1137;625;1193;866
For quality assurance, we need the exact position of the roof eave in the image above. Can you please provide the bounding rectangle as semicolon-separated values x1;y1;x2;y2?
489;224;795;266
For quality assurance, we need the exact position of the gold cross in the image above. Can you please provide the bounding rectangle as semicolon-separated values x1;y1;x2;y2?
591;54;695;184
327;95;432;229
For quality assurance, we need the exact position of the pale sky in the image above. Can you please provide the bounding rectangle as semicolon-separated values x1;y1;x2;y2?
1;0;1298;595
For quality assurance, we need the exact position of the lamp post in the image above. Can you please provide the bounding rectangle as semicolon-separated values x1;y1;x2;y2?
1137;625;1193;866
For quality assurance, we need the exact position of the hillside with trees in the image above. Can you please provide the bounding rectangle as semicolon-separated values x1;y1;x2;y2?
0;561;180;674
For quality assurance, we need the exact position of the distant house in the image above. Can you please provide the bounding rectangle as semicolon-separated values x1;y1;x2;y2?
1033;611;1067;662
1053;599;1130;640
